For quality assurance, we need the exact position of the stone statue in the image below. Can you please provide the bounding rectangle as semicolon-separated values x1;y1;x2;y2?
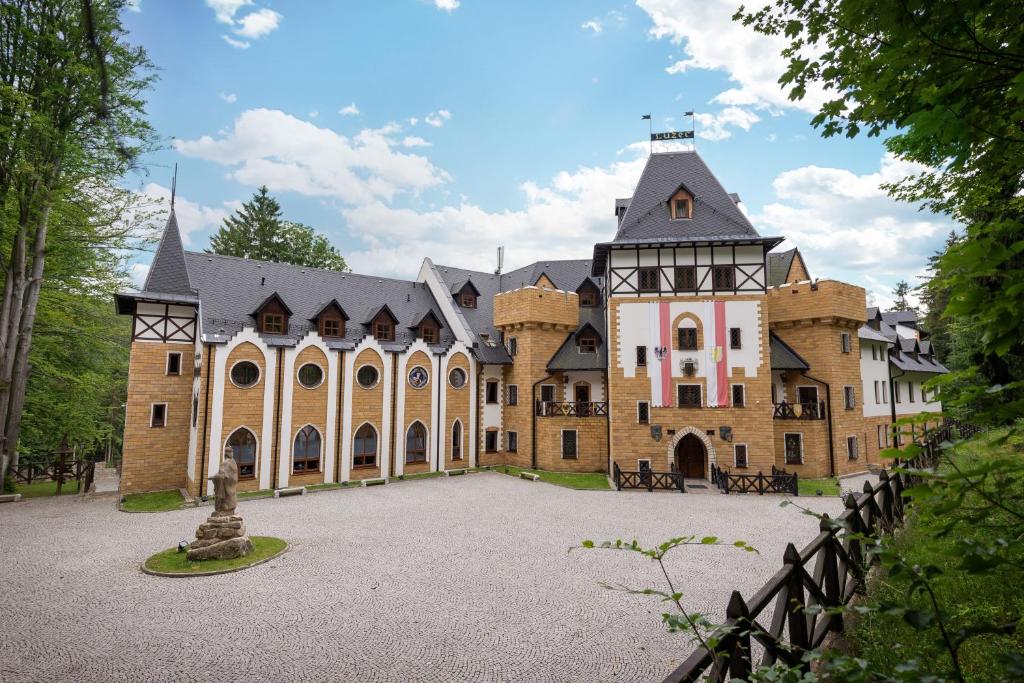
209;446;239;517
186;446;252;561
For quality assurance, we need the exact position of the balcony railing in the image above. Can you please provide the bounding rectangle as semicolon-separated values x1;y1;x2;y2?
773;401;825;420
535;401;608;417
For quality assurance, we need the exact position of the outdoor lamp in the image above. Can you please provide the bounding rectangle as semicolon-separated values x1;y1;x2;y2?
177;540;189;552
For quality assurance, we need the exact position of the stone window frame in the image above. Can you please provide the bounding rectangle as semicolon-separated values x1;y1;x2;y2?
676;383;703;408
353;422;378;468
166;351;182;376
731;383;745;407
560;429;578;459
448;366;467;389
229;359;261;389
506;384;519;406
296;362;325;390
451;419;463;460
408;365;430;390
405;421;428;464
637;400;650;424
843;385;856;410
292;424;322;474
847;435;859;460
507;430;518;453
150;402;167;428
784;432;803;465
733;443;749;468
672;313;703;351
355;364;380;390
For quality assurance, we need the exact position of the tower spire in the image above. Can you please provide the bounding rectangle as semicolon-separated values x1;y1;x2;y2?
170;163;178;211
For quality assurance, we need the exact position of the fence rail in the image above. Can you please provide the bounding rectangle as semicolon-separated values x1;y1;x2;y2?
710;464;799;496
536;401;609;417
9;456;95;494
664;417;981;682
772;401;825;420
613;462;685;493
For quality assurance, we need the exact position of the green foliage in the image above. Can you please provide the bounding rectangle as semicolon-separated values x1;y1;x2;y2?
891;280;916;312
143;536;286;574
121;489;184;512
208;186;349;271
734;0;1024;424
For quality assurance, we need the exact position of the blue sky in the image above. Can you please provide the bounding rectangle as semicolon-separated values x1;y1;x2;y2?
123;0;954;308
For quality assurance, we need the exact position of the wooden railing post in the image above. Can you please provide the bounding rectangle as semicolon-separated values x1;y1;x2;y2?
726;591;752;679
844;492;867;593
878;470;893;532
783;543;811;657
792;471;799;496
819;514;844;634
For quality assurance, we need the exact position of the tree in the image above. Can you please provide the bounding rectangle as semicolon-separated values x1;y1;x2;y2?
208;186;349;271
892;280;916;312
0;0;155;475
920;231;960;363
735;0;1024;423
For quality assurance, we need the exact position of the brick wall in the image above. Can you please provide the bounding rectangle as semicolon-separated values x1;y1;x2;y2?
221;341;270;493
402;350;433;475
287;345;330;487
443;351;472;470
349;348;386;481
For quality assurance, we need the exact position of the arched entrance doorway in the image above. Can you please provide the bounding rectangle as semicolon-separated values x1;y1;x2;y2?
674;433;706;479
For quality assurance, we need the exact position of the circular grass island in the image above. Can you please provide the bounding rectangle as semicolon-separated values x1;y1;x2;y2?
142;536;287;577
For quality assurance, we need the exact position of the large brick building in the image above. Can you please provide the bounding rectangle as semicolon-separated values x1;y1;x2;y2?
116;151;946;495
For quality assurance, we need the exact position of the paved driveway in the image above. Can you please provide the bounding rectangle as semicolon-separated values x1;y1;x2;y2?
0;473;840;682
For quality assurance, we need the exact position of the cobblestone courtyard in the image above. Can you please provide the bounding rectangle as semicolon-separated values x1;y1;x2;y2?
0;473;841;682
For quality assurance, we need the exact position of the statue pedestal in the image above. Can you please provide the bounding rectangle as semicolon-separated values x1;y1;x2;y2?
186;514;253;561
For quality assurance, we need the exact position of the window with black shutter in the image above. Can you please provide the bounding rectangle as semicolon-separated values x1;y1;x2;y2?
678;328;698;350
731;384;745;407
784;433;803;464
636;346;647;367
729;327;741;350
734;444;748;468
677;385;701;407
561;430;578;458
637;401;650;424
638;267;659;292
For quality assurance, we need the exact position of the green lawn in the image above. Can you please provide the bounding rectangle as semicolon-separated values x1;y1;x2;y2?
399;471;445;480
500;465;610;490
144;536;287;575
15;479;81;498
238;489;274;500
797;477;840;497
844;430;1024;681
122;489;184;512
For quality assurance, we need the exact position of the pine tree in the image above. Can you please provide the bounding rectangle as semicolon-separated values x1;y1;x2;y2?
207;187;349;270
892;280;916;312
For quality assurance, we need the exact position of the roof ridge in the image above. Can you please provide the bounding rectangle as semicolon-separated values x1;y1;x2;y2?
184;251;421;286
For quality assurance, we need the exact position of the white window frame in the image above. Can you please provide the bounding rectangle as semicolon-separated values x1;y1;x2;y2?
150;402;168;428
229;359;262;389
796;384;819;406
506;384;519;406
847;435;859;460
843;385;855;410
507;430;518;453
560;428;578;459
882;381;888;404
166;351;182;376
730;383;745;408
733;443;749;468
874;380;880;404
783;432;803;465
297;362;326;390
637;400;650;424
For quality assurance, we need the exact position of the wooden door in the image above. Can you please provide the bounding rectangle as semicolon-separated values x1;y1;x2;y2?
675;434;706;478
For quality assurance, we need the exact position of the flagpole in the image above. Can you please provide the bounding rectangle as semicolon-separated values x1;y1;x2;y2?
642;114;652;153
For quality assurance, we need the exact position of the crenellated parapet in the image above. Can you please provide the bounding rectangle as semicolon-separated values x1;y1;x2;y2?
766;279;867;330
493;286;580;331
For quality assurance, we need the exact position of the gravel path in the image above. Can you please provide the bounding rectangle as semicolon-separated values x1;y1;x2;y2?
0;472;840;682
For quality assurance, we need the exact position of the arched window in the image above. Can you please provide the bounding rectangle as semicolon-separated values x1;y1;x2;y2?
226;428;257;479
406;422;427;463
293;425;321;473
353;423;377;468
451;420;462;460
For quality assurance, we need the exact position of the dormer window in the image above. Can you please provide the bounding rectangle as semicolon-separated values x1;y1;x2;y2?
312;300;348;339
374;321;393;341
454;281;480;309
579;335;597;354
577;280;601;307
460;292;476;308
253;292;291;336
321;318;342;337
673;198;691;219
263;313;284;334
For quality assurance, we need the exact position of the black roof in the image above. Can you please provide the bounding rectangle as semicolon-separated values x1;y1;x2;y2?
767;248;797;287
769;333;810;370
547;308;607;371
143;211;194;295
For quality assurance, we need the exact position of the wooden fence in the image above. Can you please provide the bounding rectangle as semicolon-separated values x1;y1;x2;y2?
10;455;95;494
664;418;981;682
613;463;686;493
710;464;799;496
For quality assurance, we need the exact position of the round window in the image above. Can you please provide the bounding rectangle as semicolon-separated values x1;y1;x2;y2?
356;365;379;389
448;367;466;389
408;366;429;389
297;363;323;389
230;361;260;388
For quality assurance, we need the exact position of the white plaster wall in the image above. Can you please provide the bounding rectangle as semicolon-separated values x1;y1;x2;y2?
894;371;943;415
481;364;503;445
561;371;605;402
860;340;892;418
394;339;439;475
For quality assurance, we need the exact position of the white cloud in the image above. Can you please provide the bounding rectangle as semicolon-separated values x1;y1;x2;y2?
222;35;250;49
581;19;603;33
434;0;459;12
233;7;281;39
424;109;452;128
175;108;450;207
636;0;829;114
125;0;142;12
402;136;432;148
750;154;954;303
130;263;150;289
138;183;231;247
206;0;252;24
409;117;419;126
308;110;319;119
694;107;760;141
340;144;650;278
219;92;238;103
339;102;360;116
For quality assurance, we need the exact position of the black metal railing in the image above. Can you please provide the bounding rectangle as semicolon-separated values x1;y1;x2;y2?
772;401;825;420
710;463;799;495
536;401;609;417
664;418;982;682
613;462;685;493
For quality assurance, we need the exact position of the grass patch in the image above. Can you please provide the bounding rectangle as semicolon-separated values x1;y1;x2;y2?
238;489;274;500
143;536;287;575
16;479;81;498
122;489;184;512
306;482;346;491
500;465;609;490
844;430;1024;680
399;471;445;480
797;477;840;497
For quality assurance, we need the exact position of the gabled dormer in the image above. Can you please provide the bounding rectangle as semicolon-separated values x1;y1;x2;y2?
311;299;349;338
576;279;601;308
452;280;480;309
409;310;444;344
252;292;291;335
575;322;602;354
365;304;399;342
668;183;693;220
